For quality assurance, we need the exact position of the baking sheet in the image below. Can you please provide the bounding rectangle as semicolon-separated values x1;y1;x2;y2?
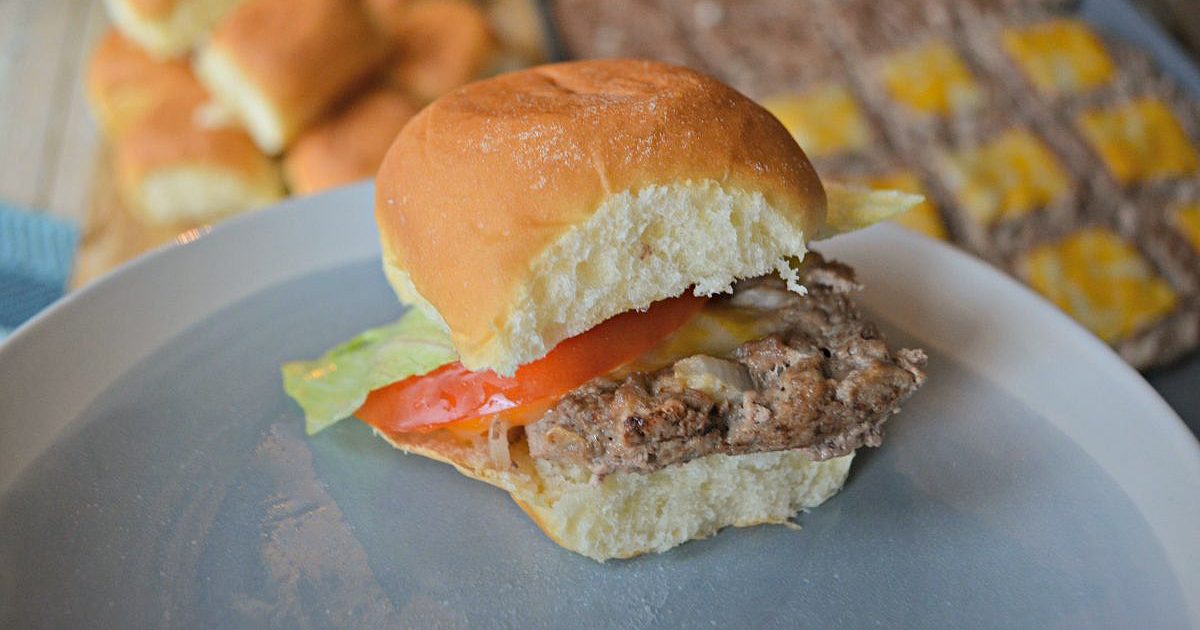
1079;0;1200;434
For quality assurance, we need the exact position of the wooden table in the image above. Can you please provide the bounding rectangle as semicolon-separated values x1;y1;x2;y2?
0;0;1195;231
0;1;106;226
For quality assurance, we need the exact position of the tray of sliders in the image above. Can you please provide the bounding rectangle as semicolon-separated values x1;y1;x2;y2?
77;0;552;288
544;0;1200;379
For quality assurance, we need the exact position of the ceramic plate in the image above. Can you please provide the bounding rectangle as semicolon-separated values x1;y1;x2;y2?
1;186;1198;628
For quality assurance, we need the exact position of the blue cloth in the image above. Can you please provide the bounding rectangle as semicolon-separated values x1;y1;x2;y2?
0;204;79;338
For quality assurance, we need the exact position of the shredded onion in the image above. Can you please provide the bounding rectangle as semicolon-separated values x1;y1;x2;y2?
488;416;512;469
729;285;794;310
673;355;753;401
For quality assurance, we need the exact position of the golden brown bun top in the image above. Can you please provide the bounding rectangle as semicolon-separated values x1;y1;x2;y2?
86;29;207;136
363;0;411;32
376;60;824;364
284;88;419;195
124;0;180;19
207;0;391;119
383;0;497;103
114;99;275;183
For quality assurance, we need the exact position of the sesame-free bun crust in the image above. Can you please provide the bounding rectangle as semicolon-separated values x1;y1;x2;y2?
113;86;284;225
284;88;418;195
376;59;826;375
376;428;852;561
195;0;391;154
104;0;244;58
382;0;498;103
86;29;207;138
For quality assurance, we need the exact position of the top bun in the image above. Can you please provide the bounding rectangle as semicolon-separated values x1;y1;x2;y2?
375;59;826;376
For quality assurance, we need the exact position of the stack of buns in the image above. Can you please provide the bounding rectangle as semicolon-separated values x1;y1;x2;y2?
87;30;284;224
87;0;545;231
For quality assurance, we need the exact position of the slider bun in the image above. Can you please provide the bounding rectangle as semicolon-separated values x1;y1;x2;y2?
103;0;244;59
377;429;852;561
376;59;826;376
195;0;392;154
115;95;284;225
86;29;207;138
381;0;497;103
283;88;419;195
487;0;546;65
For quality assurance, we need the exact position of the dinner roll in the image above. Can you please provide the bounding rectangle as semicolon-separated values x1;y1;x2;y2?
86;29;207;138
114;89;284;225
486;0;546;66
375;60;826;375
283;88;419;195
381;0;498;103
103;0;245;58
195;0;392;155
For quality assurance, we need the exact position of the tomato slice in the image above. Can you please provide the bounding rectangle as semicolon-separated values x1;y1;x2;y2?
356;294;707;434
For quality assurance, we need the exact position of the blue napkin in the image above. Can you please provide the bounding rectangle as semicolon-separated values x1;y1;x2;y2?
0;204;79;339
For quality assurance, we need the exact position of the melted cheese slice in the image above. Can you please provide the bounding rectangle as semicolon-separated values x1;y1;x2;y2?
1002;19;1115;96
1020;227;1177;342
762;83;873;157
1077;98;1199;184
878;41;983;116
940;128;1071;226
1173;203;1200;253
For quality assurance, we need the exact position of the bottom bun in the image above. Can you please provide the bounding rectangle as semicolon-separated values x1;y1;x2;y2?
376;428;853;561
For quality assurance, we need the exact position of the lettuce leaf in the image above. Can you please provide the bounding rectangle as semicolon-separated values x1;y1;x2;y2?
817;182;925;239
282;308;457;435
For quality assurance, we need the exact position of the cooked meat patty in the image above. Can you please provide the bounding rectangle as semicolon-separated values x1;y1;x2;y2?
525;254;927;476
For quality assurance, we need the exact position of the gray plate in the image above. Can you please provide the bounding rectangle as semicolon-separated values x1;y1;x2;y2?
1;187;1197;628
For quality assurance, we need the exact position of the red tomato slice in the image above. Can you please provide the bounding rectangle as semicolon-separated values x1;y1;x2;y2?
356;294;707;434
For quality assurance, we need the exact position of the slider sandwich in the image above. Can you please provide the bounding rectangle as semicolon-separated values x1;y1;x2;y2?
284;59;927;561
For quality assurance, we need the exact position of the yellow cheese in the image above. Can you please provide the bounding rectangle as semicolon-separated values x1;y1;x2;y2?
941;128;1071;226
1001;19;1115;96
1173;203;1200;253
878;41;982;116
1077;98;1199;184
1021;228;1177;342
762;83;873;157
621;303;780;375
867;171;948;240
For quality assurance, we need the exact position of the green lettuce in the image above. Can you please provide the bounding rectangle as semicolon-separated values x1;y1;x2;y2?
282;308;457;435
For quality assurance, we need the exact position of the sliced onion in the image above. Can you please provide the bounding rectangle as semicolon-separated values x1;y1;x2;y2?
673;355;753;401
729;285;795;310
488;416;512;469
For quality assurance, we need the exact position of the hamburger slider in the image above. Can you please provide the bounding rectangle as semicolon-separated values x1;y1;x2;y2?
284;59;927;561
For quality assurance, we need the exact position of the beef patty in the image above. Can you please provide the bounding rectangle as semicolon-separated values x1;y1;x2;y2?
525;254;927;477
